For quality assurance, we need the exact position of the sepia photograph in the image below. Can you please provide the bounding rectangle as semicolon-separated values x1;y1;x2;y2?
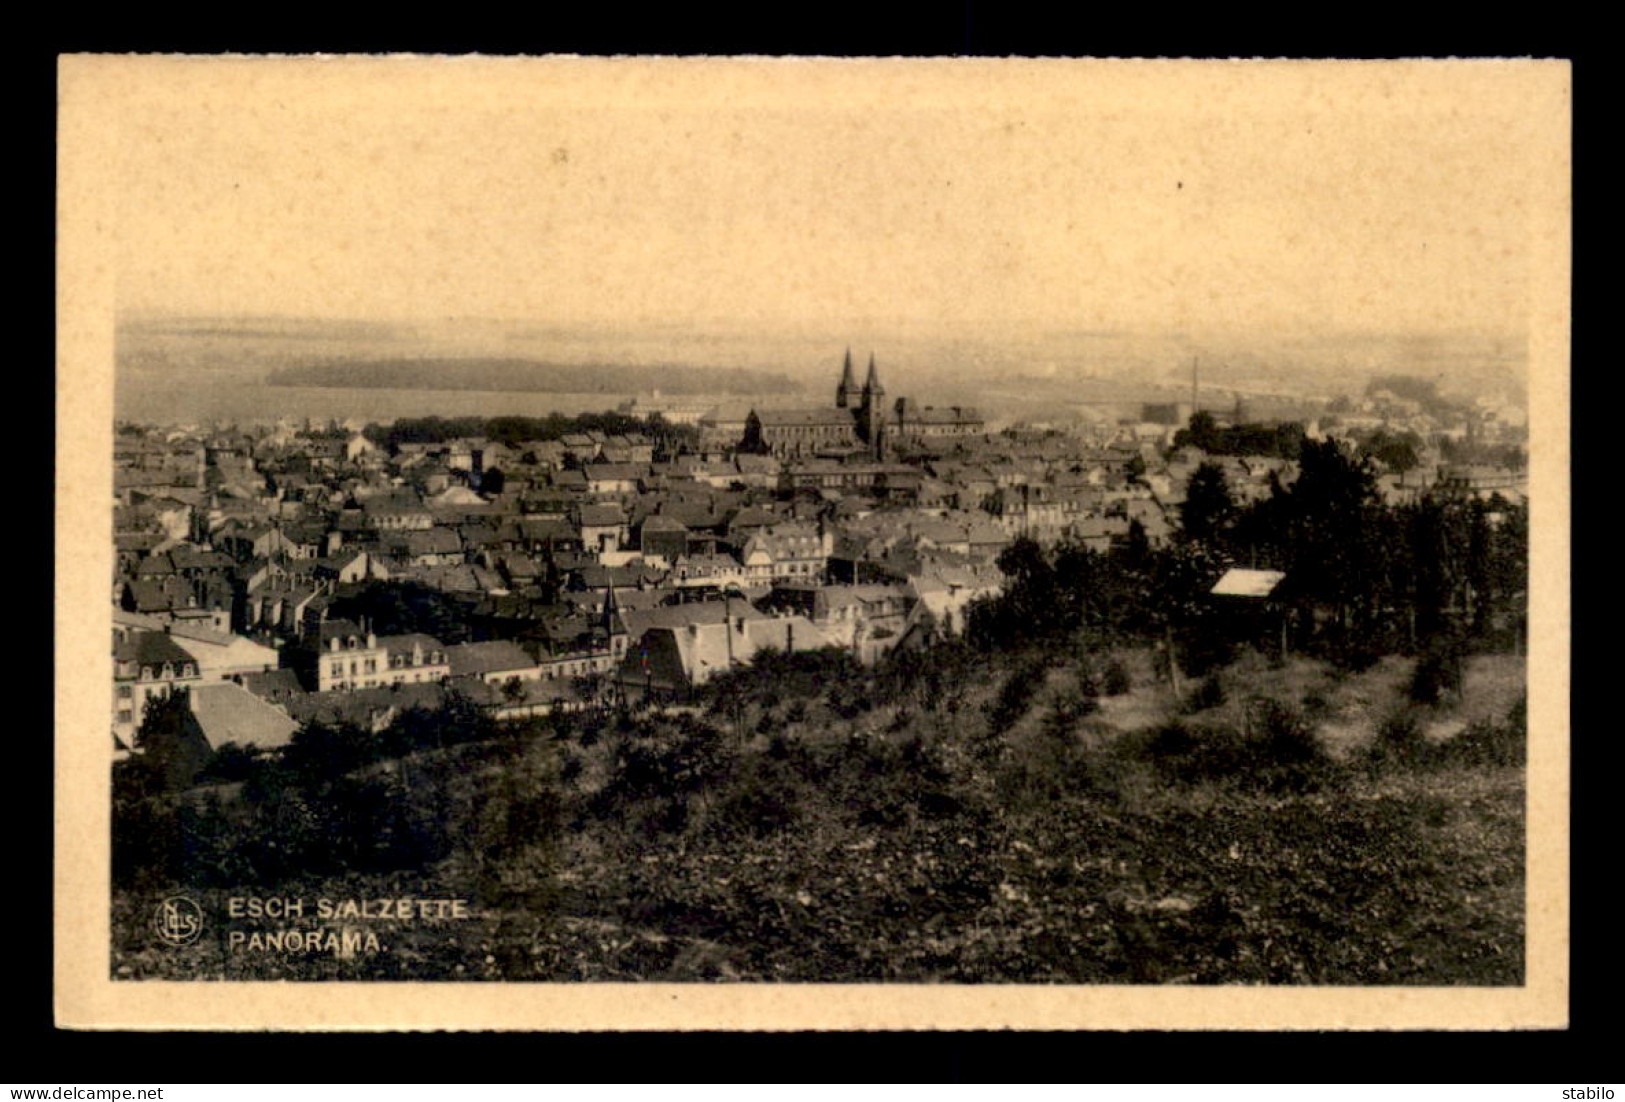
55;55;1570;1030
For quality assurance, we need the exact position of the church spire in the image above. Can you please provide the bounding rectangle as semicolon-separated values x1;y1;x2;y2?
836;347;857;408
863;352;884;396
859;352;887;461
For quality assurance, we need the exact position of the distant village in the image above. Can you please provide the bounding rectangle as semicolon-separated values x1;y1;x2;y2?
111;350;1528;759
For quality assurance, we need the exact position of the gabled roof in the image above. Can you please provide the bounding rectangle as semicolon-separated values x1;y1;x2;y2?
402;527;463;555
238;668;307;706
113;630;197;669
361;492;428;515
518;517;578;543
584;463;648;481
376;633;448;660
621;599;768;638
445;640;539;679
639;514;690;534
753;407;856;427
1211;568;1286;598
189;682;298;751
577;503;627;528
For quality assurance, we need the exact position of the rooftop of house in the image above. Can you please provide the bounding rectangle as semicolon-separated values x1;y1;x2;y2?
584;463;649;481
189;681;298;751
113;629;198;669
622;599;770;638
376;633;448;660
445;640;539;679
237;668;308;705
1211;568;1287;599
577;503;627;528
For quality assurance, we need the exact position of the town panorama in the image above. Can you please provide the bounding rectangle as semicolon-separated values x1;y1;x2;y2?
111;344;1530;984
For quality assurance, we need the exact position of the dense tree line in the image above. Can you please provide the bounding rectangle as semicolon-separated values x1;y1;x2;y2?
968;437;1527;674
328;580;478;645
269;358;797;398
362;412;699;455
1172;411;1306;459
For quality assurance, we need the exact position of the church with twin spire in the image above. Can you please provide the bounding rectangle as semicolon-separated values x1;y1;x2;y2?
742;349;982;461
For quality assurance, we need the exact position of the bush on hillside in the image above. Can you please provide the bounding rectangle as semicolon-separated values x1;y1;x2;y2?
1138;699;1340;794
1102;658;1132;696
1409;648;1465;706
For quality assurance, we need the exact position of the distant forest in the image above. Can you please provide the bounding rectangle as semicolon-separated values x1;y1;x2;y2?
266;359;799;395
363;412;698;452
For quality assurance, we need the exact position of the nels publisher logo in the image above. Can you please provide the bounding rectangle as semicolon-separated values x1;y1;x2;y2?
154;895;203;946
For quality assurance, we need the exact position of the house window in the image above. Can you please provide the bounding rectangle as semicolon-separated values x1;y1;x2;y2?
117;684;132;699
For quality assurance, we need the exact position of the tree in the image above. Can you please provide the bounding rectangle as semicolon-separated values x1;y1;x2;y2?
479;467;507;495
131;686;213;793
1279;439;1380;636
1174;410;1219;452
991;536;1060;640
329;580;473;644
1361;429;1422;474
1180;462;1237;546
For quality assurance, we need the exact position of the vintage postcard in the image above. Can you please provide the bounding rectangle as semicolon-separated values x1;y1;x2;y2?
56;55;1570;1030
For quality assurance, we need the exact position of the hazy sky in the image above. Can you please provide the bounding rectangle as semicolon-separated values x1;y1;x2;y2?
98;58;1560;341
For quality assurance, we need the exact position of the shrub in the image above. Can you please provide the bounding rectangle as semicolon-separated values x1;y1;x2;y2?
195;743;264;785
1183;675;1227;714
1138;700;1339;794
985;658;1050;737
1327;640;1382;673
1409;648;1465;706
1364;710;1431;772
559;750;584;785
1102;658;1132;696
716;767;803;838
1440;695;1526;768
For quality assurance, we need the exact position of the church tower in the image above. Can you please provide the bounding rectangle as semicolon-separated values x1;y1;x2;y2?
835;348;857;409
860;353;886;460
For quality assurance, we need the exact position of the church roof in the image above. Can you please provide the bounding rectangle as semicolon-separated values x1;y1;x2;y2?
753;407;856;427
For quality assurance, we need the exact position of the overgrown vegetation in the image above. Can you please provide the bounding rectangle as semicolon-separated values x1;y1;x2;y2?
114;635;1526;984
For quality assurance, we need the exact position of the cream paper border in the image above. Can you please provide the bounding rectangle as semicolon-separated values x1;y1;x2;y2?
55;55;1571;1031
